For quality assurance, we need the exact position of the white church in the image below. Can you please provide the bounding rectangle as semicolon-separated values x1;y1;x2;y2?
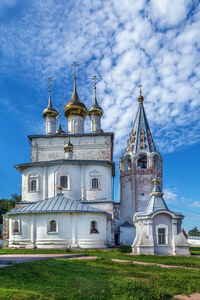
5;67;189;255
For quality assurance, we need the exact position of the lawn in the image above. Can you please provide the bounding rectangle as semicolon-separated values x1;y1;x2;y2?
0;248;200;299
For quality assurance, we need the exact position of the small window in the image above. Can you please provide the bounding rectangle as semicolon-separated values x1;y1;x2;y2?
30;180;37;191
124;155;132;171
28;173;39;192
13;221;19;234
49;220;57;232
158;228;166;244
92;178;99;189
60;176;68;189
90;221;99;233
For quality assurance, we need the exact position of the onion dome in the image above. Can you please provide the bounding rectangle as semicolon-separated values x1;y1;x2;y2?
56;109;65;135
64;137;74;152
43;79;58;118
88;90;103;117
64;74;87;119
88;76;103;117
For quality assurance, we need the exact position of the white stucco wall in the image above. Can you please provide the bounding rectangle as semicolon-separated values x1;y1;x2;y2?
30;135;113;162
120;226;136;245
153;213;173;255
21;163;112;203
187;237;200;246
8;212;108;249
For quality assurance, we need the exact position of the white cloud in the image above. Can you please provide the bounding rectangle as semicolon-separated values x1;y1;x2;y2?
191;201;200;208
0;0;200;157
163;188;178;203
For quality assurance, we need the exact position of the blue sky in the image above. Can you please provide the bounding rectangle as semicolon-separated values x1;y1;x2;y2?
0;0;200;232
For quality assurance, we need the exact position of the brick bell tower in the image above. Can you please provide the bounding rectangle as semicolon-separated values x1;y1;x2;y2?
119;85;163;227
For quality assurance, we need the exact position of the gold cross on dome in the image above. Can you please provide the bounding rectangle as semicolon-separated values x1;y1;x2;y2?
48;77;52;92
71;61;78;78
92;75;99;89
138;84;143;96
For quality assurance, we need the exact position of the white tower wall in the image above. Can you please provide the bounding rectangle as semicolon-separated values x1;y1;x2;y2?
68;116;85;134
45;117;56;135
90;115;101;133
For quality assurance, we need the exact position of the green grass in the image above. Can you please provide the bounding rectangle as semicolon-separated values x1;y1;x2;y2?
0;257;200;299
0;248;200;299
190;247;200;255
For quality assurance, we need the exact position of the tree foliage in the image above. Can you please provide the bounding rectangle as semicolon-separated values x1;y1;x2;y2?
0;194;21;224
188;226;200;236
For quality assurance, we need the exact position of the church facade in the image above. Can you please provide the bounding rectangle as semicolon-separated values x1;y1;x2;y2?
5;70;189;254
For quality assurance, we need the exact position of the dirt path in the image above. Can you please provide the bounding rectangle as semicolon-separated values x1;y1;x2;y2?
111;259;200;271
174;293;200;300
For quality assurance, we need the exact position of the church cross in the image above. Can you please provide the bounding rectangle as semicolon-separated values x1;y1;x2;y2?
48;77;52;93
138;84;143;96
71;61;78;78
92;75;99;90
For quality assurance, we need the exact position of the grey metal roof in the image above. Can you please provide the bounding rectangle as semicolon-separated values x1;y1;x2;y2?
7;196;111;216
127;101;156;154
15;159;115;174
135;181;183;217
28;132;114;141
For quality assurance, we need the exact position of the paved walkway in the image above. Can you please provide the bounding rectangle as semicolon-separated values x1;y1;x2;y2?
0;253;88;266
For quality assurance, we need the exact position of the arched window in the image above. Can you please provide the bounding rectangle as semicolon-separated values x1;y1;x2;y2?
28;173;39;192
50;220;57;232
30;180;37;191
153;155;161;172
90;220;98;233
13;221;19;234
124;155;132;171
92;178;99;189
60;176;68;189
137;154;147;169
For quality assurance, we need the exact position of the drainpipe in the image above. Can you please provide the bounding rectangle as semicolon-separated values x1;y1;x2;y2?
53;161;64;196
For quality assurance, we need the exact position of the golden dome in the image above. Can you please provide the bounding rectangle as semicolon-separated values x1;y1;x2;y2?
64;138;74;152
88;93;103;117
152;178;160;185
43;88;58;118
64;76;87;119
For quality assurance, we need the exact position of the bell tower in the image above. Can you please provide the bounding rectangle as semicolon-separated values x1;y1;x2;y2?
119;85;163;226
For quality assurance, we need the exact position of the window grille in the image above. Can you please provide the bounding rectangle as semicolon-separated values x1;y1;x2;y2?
90;220;98;233
158;228;166;244
50;220;57;232
30;180;37;191
60;176;68;189
92;178;98;189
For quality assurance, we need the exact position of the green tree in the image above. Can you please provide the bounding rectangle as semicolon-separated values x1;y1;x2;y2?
0;194;21;224
188;226;200;236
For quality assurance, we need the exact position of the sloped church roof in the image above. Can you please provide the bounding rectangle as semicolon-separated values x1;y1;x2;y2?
8;196;111;216
135;179;183;217
126;88;156;154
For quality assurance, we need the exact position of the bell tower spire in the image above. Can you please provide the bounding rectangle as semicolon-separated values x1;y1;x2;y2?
119;84;163;234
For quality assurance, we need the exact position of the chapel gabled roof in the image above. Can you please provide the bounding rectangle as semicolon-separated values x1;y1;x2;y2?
7;196;111;216
126;88;156;154
135;179;183;217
